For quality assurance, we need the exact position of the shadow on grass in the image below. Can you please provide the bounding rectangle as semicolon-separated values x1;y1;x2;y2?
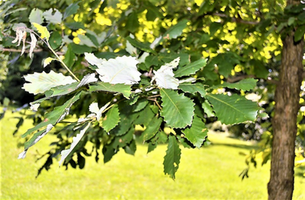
209;142;258;151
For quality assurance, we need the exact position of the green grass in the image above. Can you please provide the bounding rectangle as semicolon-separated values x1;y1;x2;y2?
1;110;304;200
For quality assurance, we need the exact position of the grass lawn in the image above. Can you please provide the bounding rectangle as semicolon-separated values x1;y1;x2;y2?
1;109;304;200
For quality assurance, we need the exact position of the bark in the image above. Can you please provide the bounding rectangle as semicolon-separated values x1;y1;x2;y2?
267;27;304;200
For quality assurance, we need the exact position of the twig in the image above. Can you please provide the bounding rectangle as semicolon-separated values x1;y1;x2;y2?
213;13;260;25
0;48;43;53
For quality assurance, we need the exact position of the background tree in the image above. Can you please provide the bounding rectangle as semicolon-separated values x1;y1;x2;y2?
0;0;304;199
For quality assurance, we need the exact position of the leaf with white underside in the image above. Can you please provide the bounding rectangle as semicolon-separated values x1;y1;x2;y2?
18;124;54;159
84;53;140;84
182;115;208;148
22;70;76;94
163;135;181;179
152;57;180;89
29;32;37;58
43;8;62;24
160;89;194;128
174;58;207;78
84;52;105;66
89;102;110;121
59;122;90;165
206;93;259;125
19;92;82;158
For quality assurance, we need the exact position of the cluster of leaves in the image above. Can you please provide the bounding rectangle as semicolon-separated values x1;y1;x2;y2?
1;0;304;178
1;1;262;179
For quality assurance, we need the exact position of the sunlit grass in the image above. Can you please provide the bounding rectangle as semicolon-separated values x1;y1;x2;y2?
1;110;304;199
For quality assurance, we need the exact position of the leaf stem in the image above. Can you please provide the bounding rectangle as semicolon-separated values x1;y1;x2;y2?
29;29;80;82
47;42;80;82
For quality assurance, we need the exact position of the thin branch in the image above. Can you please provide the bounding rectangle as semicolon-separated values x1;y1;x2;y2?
0;47;65;55
213;13;260;25
0;48;43;53
226;74;255;82
226;74;279;85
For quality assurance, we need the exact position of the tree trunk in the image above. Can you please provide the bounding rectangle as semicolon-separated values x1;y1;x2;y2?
267;11;304;200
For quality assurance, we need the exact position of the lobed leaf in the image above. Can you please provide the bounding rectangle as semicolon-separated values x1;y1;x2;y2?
163;135;181;179
85;53;140;85
102;105;120;132
22;70;77;95
29;8;43;24
32;23;50;40
152;57;180;89
160;89;194;128
182;115;208;148
206;93;259;125
43;8;62;24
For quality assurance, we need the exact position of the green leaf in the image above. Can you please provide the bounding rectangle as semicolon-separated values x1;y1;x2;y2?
179;82;206;97
174;58;207;78
64;2;79;19
22;92;83;138
206;94;259;125
29;8;43;24
126;36;153;52
63;44;76;67
22;70;77;95
288;17;295;26
162;19;188;40
163;135;181;179
211;52;240;77
124;139;137;155
160;89;194;128
19;124;54;159
182;115;208;148
65;22;85;30
49;31;62;50
78;34;97;47
294;25;305;42
134;99;149;112
102;105;120;132
89;82;131;99
202;101;215;117
43;8;62;24
70;43;92;54
209;22;222;36
126;12;139;32
19;92;83;158
59;122;90;165
213;78;257;91
32;23;50;40
141;116;162;141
